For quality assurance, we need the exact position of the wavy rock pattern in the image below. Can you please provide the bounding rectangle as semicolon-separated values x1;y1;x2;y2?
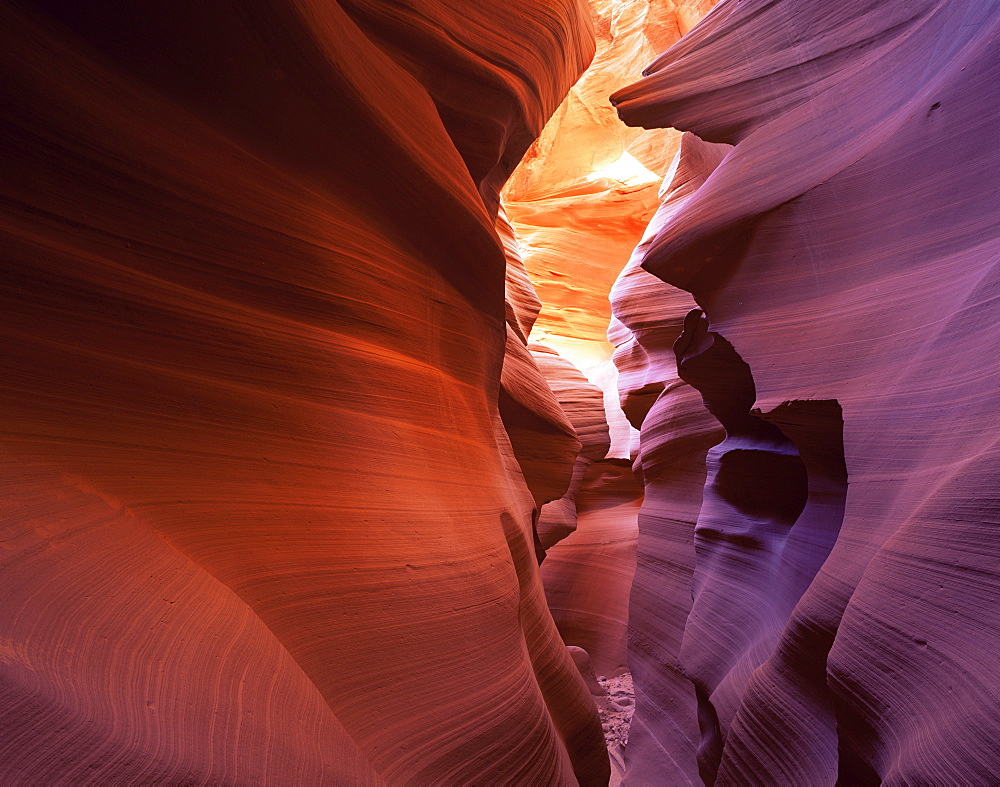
614;0;1000;783
498;210;590;560
541;458;641;677
1;1;610;783
341;0;595;213
532;344;612;553
609;133;727;783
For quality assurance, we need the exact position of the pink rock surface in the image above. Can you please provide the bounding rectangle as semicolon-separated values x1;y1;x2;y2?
613;0;1000;783
541;459;641;676
609;132;727;783
1;1;609;783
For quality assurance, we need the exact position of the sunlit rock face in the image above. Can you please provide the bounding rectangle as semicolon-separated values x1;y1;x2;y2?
614;0;1000;783
496;0;719;697
532;345;612;553
0;1;611;784
499;213;582;519
502;0;716;379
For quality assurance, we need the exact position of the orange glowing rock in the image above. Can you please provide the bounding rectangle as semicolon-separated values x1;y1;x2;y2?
503;0;717;377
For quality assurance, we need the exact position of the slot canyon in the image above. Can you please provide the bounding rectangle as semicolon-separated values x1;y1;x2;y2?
1;0;998;784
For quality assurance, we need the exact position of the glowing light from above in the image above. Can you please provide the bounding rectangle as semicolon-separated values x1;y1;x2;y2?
585;152;660;187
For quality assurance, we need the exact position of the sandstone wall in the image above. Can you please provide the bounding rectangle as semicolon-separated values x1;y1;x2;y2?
503;0;715;388
613;0;1000;783
0;2;609;783
608;133;727;783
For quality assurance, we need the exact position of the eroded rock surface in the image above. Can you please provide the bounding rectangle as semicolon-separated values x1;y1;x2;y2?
1;1;609;784
530;345;639;677
609;132;727;784
613;0;1000;783
532;344;612;553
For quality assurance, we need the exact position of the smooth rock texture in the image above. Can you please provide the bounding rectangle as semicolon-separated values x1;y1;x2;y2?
532;344;612;553
341;0;595;214
0;458;382;786
609;133;727;784
1;1;609;784
495;0;717;699
499;209;591;558
541;458;641;676
614;0;1000;783
531;344;639;677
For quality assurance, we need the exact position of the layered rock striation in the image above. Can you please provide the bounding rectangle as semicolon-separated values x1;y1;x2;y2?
1;1;610;783
6;0;997;783
613;0;1000;783
498;211;582;523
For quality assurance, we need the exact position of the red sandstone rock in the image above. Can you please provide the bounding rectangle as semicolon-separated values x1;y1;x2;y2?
567;645;606;697
499;208;544;344
498;209;586;549
341;0;595;213
532;344;612;551
500;329;582;513
498;7;720;685
541;458;641;676
0;1;608;783
614;0;1000;783
0;458;382;785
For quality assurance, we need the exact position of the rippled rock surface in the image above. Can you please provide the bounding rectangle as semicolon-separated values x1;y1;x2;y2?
613;0;1000;783
0;2;609;783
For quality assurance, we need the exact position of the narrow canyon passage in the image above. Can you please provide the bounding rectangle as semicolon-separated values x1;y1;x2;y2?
2;1;998;786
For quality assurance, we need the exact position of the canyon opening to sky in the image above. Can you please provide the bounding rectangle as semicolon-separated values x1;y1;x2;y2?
2;0;998;785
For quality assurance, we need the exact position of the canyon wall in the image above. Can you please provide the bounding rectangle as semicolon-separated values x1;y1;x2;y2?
613;0;1000;783
498;211;582;526
608;133;728;783
0;1;610;783
6;0;996;783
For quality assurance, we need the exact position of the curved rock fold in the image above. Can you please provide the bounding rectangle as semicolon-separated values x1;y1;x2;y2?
613;0;1000;783
1;1;609;783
